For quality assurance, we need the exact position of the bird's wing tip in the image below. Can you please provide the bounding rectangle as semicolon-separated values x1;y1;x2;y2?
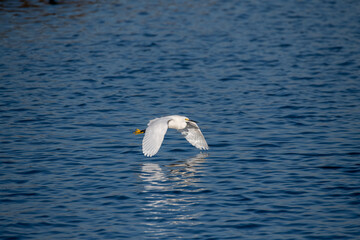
143;152;154;157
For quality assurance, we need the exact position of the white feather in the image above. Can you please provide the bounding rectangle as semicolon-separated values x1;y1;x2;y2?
139;115;209;157
142;117;171;157
178;121;209;150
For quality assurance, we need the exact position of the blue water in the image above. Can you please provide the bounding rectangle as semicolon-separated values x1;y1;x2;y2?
1;0;360;239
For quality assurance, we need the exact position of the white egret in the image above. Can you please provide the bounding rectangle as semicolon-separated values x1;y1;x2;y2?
134;115;209;157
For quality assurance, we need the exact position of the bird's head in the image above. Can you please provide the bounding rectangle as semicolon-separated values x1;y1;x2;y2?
185;117;197;123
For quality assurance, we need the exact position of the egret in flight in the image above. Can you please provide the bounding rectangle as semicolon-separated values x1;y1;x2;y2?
134;115;209;157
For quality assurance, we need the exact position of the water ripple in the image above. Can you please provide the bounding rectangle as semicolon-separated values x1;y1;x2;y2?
1;0;360;239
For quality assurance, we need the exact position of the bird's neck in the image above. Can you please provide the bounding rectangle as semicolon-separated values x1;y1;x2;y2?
168;119;187;130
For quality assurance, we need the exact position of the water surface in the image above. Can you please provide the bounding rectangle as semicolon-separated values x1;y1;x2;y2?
1;0;360;239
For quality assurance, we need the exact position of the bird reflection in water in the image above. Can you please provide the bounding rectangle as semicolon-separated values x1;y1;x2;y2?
140;153;209;192
166;153;209;187
139;153;209;236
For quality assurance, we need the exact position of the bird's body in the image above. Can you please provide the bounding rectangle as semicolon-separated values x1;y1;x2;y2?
134;115;209;157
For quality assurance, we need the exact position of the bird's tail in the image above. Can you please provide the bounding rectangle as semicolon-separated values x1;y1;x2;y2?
133;129;145;135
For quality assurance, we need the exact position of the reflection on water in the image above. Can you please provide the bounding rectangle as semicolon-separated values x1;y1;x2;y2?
139;153;209;236
140;163;167;191
167;153;209;187
140;153;209;191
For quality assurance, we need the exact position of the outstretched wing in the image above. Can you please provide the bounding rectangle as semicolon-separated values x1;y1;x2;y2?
142;117;171;157
178;121;209;150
